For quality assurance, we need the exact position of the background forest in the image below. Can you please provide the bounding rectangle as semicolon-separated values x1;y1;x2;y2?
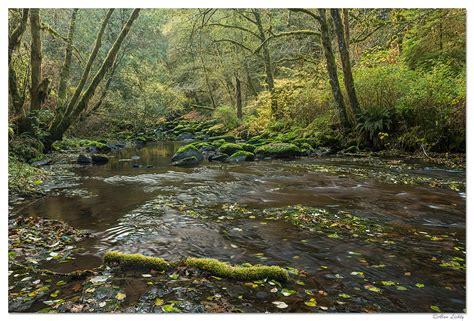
8;8;466;164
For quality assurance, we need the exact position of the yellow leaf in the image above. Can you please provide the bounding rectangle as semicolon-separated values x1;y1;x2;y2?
115;292;126;300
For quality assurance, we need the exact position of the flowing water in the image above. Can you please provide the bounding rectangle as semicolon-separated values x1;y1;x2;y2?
14;142;466;312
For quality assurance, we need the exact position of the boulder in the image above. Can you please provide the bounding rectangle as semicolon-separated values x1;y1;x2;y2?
177;132;195;141
171;144;203;163
77;154;92;164
255;143;301;159
227;151;255;162
218;143;243;155
172;156;200;167
208;152;228;162
91;154;109;164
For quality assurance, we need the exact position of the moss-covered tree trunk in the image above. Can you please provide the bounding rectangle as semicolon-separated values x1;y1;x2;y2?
253;10;277;117
236;76;242;120
8;9;29;117
57;9;78;108
44;9;140;151
318;9;350;129
29;9;43;112
331;9;360;121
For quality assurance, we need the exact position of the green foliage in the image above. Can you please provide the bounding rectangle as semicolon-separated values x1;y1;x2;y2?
356;107;394;148
8;156;48;196
9;133;44;162
212;105;240;129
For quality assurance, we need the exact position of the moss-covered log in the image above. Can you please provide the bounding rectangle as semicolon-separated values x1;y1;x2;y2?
104;251;289;282
104;251;173;271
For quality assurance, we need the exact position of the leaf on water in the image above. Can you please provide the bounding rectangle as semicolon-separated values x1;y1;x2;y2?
338;293;351;299
351;271;364;277
211;276;222;280
304;298;317;307
154;298;164;306
99;302;106;308
169;273;179;280
162;304;181;313
327;233;339;239
115;292;126;300
142;274;152;278
365;285;381;293
381;281;396;286
56;280;66;286
90;276;110;284
296;280;305;286
319;306;328;310
281;288;296;296
248;215;256;219
404;272;411;276
415;283;424;288
431;305;441;312
230;244;238;248
50;290;60;298
272;301;288;309
396;286;407;291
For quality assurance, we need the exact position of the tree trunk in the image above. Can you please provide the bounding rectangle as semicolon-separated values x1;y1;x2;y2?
29;9;43;111
45;9;140;151
57;9;78;107
49;9;114;133
342;9;350;47
331;9;360;120
8;9;29;116
236;77;242;120
318;9;350;129
253;10;277;117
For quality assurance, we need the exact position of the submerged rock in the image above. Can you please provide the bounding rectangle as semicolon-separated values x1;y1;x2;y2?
77;154;92;164
91;154;109;164
171;144;203;163
177;132;195;141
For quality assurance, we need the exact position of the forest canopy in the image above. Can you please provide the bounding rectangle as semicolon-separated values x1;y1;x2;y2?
8;8;466;162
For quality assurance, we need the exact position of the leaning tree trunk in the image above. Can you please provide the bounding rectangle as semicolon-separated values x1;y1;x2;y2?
45;9;140;151
57;9;78;108
318;9;350;129
331;9;360;120
49;9;114;134
236;76;242;120
253;10;278;117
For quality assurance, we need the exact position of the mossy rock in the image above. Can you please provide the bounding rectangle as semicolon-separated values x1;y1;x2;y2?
210;139;227;148
184;258;288;282
171;144;203;162
192;142;215;151
209;135;236;143
104;251;172;271
228;150;255;161
172;156;200;166
218;143;243;155
239;143;256;153
255;143;301;159
299;143;314;155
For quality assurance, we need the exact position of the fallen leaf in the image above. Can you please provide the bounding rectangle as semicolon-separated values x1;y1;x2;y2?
272;301;288;309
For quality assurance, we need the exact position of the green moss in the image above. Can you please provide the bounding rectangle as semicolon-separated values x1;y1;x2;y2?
229;150;255;161
210;139;226;148
192;142;214;150
104;251;289;282
184;257;289;282
208;135;236;143
255;143;301;158
175;144;199;154
239;143;256;153
8;157;48;195
218;143;243;155
104;251;173;271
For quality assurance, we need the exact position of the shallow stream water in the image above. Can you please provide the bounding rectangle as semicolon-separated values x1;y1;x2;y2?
13;142;466;312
